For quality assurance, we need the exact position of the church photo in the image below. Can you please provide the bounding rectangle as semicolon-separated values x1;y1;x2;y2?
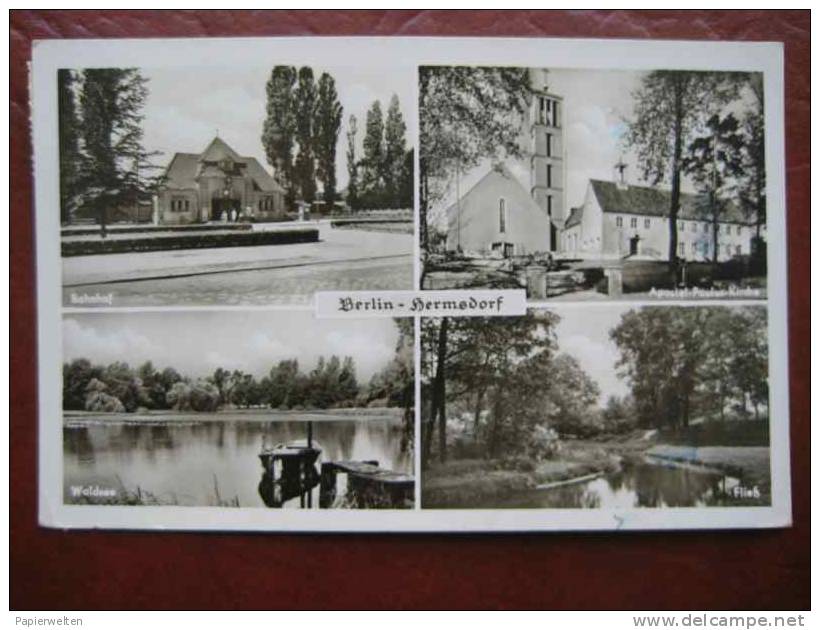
419;66;769;300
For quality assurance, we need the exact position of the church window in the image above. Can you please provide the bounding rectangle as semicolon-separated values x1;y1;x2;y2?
546;195;553;216
678;221;684;231
691;242;697;253
546;164;553;188
736;225;742;235
616;216;623;228
679;242;685;256
630;217;637;229
644;218;651;229
499;199;506;233
546;133;553;157
725;224;731;234
691;222;697;232
538;97;547;125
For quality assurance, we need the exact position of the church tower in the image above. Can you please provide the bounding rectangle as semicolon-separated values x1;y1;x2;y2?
529;69;565;252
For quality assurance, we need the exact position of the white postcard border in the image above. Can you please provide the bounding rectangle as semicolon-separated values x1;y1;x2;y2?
33;35;790;531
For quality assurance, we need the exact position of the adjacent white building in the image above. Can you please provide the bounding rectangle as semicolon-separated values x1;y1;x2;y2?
561;178;758;262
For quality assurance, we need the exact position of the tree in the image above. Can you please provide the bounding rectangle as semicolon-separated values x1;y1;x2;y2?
398;148;414;209
738;74;766;254
314;72;343;209
418;66;531;256
58;69;81;224
383;94;407;204
84;378;125;413
63;358;102;410
420;312;560;465
625;71;744;272
166;380;220;412
610;306;768;430
293;66;317;204
210;367;231;405
262;66;298;209
541;354;601;437
682;113;745;263
78;68;158;236
267;359;301;409
101;361;149;412
345;114;359;210
360;100;385;205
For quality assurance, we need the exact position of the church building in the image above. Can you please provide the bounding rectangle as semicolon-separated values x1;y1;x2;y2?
155;136;286;224
444;69;565;257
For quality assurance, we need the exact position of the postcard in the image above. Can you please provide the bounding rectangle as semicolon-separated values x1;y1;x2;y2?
32;35;790;531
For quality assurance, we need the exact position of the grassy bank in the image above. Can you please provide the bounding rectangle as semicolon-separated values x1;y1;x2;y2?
422;442;622;508
422;427;771;507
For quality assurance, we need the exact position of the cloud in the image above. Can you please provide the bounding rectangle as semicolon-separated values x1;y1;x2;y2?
62;312;399;382
63;318;163;369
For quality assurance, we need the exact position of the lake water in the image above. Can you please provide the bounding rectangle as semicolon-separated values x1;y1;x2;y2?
470;462;745;509
63;411;412;508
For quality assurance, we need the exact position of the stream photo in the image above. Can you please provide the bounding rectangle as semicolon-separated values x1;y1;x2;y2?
62;311;415;509
420;305;771;509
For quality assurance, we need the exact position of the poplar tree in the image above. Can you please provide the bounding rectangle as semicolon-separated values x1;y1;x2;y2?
261;65;298;209
293;66;317;204
360;100;385;205
314;72;343;209
383;94;407;204
345;114;359;210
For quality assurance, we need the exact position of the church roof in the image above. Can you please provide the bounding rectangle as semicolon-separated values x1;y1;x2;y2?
589;179;748;224
199;136;245;164
443;164;545;219
162;137;283;193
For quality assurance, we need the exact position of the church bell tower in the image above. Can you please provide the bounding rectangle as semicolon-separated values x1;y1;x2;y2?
529;68;565;252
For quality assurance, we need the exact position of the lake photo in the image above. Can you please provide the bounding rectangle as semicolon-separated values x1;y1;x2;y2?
64;410;412;508
62;312;415;509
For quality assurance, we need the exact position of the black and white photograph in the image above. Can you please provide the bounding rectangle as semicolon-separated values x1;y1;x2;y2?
420;305;771;509
419;66;768;300
62;311;415;509
59;64;415;306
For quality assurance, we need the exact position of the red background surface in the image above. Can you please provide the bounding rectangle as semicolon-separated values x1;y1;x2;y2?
10;10;810;610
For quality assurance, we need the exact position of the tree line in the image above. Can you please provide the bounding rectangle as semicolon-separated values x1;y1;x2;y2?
421;306;768;467
262;66;412;211
345;96;413;210
611;306;768;430
64;352;410;414
58;68;159;226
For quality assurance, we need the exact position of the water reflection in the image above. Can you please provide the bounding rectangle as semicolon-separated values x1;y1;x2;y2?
63;415;411;508
472;462;747;509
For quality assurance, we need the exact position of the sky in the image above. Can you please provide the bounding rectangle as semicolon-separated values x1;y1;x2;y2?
139;64;416;191
431;67;758;229
432;68;645;227
552;305;631;404
63;311;401;382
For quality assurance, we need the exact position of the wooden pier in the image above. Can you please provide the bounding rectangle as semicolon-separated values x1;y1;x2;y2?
258;421;414;509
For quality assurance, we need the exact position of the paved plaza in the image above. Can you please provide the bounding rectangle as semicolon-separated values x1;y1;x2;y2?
62;225;414;306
